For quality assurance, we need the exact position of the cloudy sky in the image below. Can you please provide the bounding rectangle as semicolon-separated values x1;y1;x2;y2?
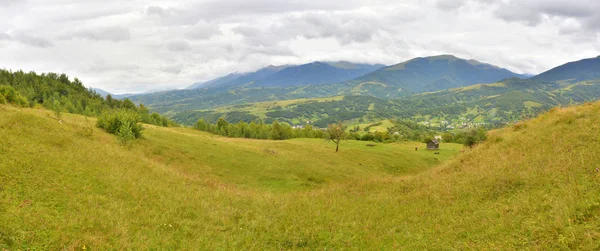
1;0;599;93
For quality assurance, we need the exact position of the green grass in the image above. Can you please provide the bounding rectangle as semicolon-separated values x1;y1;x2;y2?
349;119;395;133
211;96;345;118
2;102;600;249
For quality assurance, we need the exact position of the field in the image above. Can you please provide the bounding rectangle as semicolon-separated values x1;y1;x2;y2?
1;105;462;249
210;96;345;119
1;102;600;249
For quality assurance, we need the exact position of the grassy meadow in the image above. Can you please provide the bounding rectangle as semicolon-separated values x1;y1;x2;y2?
1;102;600;249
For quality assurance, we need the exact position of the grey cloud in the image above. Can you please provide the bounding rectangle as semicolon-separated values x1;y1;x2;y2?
13;33;53;47
83;60;140;73
145;0;367;24
582;15;600;33
1;0;599;93
161;64;184;74
167;39;192;51
146;6;201;25
233;11;382;47
0;0;23;7
0;32;9;40
146;6;167;17
185;21;222;40
232;26;260;37
435;0;466;11
491;0;600;28
60;27;131;42
246;45;296;57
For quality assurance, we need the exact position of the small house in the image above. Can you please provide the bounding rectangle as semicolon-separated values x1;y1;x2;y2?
427;139;439;150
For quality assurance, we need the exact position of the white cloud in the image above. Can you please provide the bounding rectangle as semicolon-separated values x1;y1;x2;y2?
0;0;598;93
166;39;192;52
59;26;131;42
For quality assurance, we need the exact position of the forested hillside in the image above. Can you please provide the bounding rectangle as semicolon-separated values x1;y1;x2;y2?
0;69;176;127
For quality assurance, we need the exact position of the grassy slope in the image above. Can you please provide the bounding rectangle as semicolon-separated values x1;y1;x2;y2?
0;105;462;249
211;96;345;119
3;102;600;250
347;119;395;133
2;103;600;249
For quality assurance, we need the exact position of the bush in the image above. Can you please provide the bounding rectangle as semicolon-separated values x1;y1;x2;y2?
97;110;143;138
0;85;29;107
117;122;136;147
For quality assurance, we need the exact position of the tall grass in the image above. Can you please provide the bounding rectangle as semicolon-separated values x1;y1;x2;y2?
1;103;599;249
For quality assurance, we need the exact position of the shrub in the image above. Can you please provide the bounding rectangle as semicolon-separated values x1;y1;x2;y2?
0;85;29;107
117;122;136;147
97;110;143;138
52;100;63;120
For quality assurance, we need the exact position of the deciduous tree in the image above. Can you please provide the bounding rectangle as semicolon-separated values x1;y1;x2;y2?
326;122;346;152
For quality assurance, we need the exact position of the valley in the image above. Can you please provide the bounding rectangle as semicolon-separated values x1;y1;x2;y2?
125;56;600;138
2;95;600;249
3;1;600;249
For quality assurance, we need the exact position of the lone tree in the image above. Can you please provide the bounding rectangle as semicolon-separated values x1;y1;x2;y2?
326;122;346;152
464;128;487;148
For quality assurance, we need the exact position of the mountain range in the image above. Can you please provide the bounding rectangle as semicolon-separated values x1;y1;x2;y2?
186;62;384;90
130;55;600;128
345;55;528;97
128;55;528;114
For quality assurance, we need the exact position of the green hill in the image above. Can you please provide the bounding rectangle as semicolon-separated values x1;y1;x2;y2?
531;56;600;83
345;55;527;97
170;76;600;130
2;100;600;249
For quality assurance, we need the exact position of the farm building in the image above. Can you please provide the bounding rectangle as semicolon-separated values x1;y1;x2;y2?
427;139;440;150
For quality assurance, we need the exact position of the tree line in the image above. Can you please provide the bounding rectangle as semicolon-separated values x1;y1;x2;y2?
194;118;326;140
0;69;177;143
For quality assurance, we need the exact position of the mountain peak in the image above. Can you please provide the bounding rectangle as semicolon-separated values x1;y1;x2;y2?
426;54;460;60
357;55;526;94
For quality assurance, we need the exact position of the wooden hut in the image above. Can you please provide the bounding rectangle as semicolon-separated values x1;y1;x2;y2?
427;139;440;150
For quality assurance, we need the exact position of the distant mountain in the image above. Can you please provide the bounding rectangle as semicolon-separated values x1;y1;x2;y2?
92;87;176;100
530;56;600;83
128;56;538;114
186;73;245;90
253;62;385;87
186;62;383;90
91;88;111;98
345;55;527;97
187;65;289;90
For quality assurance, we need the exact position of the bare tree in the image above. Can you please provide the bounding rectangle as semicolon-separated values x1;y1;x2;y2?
326;122;346;152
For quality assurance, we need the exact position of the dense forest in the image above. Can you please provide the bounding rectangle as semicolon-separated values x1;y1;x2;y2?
194;118;325;140
0;69;177;128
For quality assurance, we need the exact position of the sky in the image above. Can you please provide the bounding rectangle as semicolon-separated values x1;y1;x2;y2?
0;0;599;93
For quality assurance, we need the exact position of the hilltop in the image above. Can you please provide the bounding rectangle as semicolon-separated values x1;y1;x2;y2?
346;54;527;97
530;56;600;83
1;99;599;249
253;61;384;87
